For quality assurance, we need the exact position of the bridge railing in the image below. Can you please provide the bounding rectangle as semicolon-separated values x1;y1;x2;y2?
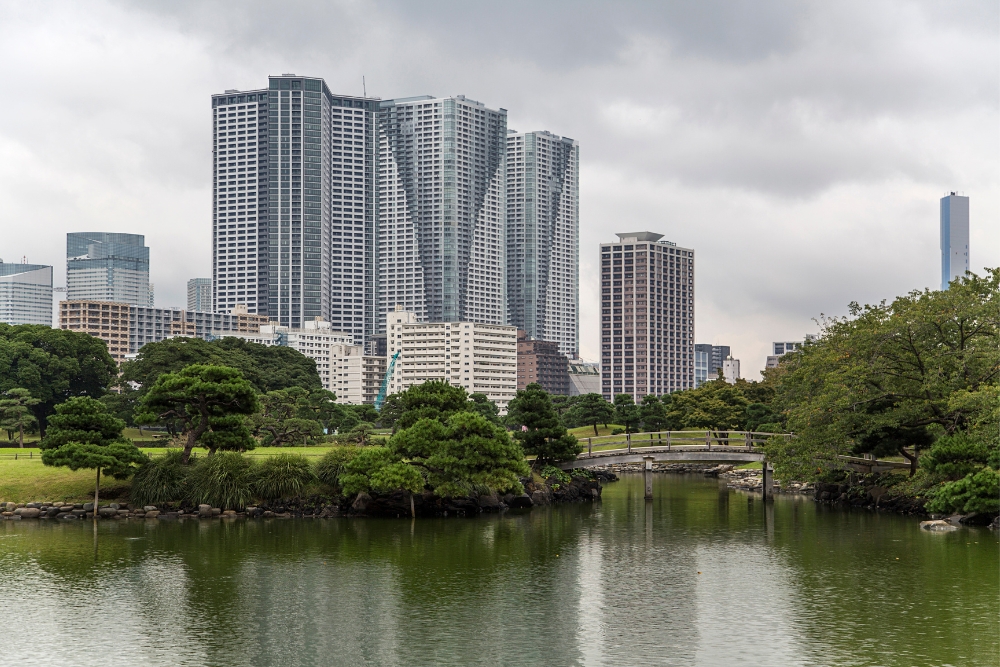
575;430;792;456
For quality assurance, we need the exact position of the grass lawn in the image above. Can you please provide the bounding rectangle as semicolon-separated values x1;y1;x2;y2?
567;424;624;438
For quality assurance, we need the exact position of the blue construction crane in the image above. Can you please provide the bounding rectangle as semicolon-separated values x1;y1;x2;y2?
374;350;401;411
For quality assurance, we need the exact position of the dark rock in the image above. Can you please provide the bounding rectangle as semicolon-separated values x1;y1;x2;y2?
109;503;120;510
98;507;117;518
18;507;41;518
530;490;551;506
959;513;997;526
83;503;94;512
350;492;371;514
509;494;533;508
45;507;61;518
478;494;500;509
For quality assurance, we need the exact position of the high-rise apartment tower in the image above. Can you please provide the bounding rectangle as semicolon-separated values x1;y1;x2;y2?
66;233;152;306
940;193;970;290
377;95;507;329
211;76;377;344
506;130;579;358
600;232;695;401
187;278;212;312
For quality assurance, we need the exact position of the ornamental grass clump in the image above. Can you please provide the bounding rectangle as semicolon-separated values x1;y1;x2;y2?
130;449;189;506
188;451;257;510
314;445;360;493
254;453;314;501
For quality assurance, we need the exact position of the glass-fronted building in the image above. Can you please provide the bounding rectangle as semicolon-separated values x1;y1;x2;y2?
0;261;53;326
187;278;212;312
66;232;152;306
506;130;579;359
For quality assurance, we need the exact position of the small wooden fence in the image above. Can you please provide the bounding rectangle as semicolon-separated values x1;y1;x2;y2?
575;430;789;456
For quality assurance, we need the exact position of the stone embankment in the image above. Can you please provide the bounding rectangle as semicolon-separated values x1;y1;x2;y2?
0;473;610;521
581;462;814;494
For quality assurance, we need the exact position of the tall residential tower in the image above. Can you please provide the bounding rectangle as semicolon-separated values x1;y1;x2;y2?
600;232;695;401
211;76;378;344
940;193;969;290
377;95;507;329
66;232;152;306
0;260;53;326
506;130;579;358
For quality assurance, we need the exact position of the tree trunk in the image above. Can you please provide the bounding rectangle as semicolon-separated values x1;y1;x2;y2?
182;430;197;464
93;467;101;521
410;493;415;518
18;423;24;448
592;423;598;436
899;446;918;477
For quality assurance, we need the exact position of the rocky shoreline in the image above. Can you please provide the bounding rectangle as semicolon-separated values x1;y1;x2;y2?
0;472;612;521
579;462;815;495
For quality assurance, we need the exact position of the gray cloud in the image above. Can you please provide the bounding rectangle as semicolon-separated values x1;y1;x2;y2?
0;0;996;376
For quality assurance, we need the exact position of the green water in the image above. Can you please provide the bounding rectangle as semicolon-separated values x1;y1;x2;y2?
0;474;996;667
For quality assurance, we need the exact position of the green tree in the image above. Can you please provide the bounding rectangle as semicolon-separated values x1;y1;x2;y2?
390;412;530;497
566;393;615;436
395;380;471;430
136;364;260;463
339;446;425;497
0;388;40;447
249;387;323;446
768;269;1000;481
613;394;641;433
506;383;581;464
468;392;501;425
40;397;147;512
0;324;116;435
639;394;671;432
669;381;749;433
297;389;340;434
344;422;376;446
377;393;404;430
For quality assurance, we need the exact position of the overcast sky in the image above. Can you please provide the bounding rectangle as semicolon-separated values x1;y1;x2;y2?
0;0;996;376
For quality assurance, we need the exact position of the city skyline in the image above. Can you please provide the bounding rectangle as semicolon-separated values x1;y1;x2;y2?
2;2;996;377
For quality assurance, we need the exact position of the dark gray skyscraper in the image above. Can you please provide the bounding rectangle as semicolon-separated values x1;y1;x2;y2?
211;75;377;342
377;95;507;328
506;130;579;358
66;232;151;306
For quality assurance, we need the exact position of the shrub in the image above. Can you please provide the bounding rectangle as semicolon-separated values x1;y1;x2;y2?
254;453;314;501
925;468;1000;515
339;446;424;497
538;465;570;485
188;451;257;510
130;450;189;505
314;445;360;491
611;428;624;435
922;432;990;481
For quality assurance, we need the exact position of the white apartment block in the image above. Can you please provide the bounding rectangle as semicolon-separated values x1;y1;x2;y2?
212;76;378;346
0;261;53;326
220;320;368;403
506;130;579;358
378;95;507;330
386;309;517;411
600;232;696;401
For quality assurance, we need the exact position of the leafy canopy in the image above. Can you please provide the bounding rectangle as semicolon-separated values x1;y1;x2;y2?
566;393;615;436
40;396;147;480
506;383;581;464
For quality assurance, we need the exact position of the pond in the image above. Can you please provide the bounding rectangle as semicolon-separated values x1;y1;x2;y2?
1;474;996;666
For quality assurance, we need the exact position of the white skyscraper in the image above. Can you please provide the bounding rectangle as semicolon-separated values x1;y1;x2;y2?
212;76;377;344
0;261;53;326
377;95;507;328
187;278;212;312
940;193;970;290
506;130;579;358
66;233;152;307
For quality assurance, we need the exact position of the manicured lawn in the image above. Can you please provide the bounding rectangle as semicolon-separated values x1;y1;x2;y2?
567;424;624;437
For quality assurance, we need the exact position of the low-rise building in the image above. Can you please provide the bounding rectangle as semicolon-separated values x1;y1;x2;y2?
386;308;517;412
567;360;601;396
59;300;269;365
765;341;803;369
517;330;569;394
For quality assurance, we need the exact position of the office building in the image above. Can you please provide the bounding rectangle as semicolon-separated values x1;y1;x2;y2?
187;278;212;312
694;343;731;386
940;193;970;290
386;308;517;411
0;261;53;326
378;95;507;330
506;130;579;358
567;360;601;396
59;301;269;365
211;76;378;346
722;356;740;384
67;233;152;306
600;232;695;401
516;330;569;394
765;341;803;369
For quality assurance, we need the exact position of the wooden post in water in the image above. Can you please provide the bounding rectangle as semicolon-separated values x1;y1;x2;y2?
666;431;671;451
762;462;774;499
705;431;711;451
627;432;631;454
643;456;654;500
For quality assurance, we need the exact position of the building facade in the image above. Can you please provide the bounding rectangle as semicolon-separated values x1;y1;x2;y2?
567;360;601;396
516;330;569;394
600;232;695;401
187;278;212;312
211;76;378;347
765;341;803;369
59;300;269;365
940;193;970;290
506;130;579;358
694;343;731;386
0;261;53;326
722;356;740;384
362;355;388;405
378;95;507;330
67;233;152;306
386;308;517;411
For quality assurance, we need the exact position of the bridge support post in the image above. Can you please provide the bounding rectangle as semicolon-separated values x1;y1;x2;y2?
762;462;774;499
643;457;654;500
588;438;592;456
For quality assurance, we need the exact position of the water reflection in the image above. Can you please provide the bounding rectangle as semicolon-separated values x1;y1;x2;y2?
1;475;996;667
